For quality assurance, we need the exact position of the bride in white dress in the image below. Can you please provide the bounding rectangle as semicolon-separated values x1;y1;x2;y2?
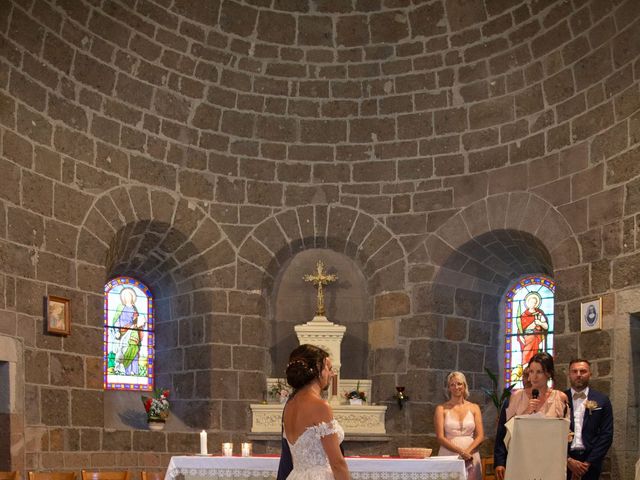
283;344;350;480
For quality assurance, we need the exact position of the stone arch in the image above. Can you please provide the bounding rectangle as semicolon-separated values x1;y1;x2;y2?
402;193;581;415
427;192;583;318
408;192;580;322
78;185;236;429
431;192;579;272
237;204;407;296
77;185;230;294
237;204;410;393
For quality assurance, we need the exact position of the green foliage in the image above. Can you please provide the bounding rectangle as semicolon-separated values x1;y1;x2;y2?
482;368;515;411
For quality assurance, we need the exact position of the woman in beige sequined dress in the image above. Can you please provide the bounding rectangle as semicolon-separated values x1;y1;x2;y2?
434;371;485;480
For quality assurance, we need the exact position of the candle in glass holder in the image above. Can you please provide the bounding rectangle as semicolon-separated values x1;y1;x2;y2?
241;442;252;457
200;430;208;455
222;442;233;456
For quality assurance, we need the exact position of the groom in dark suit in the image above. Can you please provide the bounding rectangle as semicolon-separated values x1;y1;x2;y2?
566;358;613;480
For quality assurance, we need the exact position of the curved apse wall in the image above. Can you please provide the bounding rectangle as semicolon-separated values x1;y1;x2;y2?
2;0;638;207
1;0;639;473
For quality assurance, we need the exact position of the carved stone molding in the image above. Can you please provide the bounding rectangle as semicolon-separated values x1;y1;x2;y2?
250;403;387;435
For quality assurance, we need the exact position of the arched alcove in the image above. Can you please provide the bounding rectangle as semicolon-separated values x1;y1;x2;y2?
81;186;234;431
102;216;236;430
270;248;370;380
428;229;555;390
408;192;574;402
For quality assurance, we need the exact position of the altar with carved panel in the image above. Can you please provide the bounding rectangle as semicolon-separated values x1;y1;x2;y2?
250;402;387;436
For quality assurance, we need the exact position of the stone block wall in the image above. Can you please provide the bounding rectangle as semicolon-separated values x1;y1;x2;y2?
0;0;639;477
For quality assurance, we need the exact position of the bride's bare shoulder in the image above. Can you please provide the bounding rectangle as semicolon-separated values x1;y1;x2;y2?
288;393;332;422
308;396;332;421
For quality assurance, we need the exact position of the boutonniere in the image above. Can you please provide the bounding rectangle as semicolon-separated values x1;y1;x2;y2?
584;400;599;414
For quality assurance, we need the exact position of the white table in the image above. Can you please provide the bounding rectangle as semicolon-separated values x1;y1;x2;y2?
166;455;467;480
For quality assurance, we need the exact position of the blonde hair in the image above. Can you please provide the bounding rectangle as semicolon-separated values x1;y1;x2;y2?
445;371;470;399
120;287;137;306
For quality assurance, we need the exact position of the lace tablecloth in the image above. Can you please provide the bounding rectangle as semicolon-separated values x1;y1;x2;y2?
166;455;467;480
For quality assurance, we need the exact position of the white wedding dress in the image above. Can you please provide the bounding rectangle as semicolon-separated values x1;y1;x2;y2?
285;419;345;480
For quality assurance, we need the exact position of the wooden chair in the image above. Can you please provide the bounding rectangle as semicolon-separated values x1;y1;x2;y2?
481;457;496;480
28;473;76;480
0;472;18;480
140;472;164;480
81;472;130;480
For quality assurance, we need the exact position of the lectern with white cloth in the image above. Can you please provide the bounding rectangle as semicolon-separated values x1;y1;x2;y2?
504;415;570;480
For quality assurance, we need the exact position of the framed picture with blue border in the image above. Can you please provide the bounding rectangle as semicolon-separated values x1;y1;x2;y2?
580;298;602;332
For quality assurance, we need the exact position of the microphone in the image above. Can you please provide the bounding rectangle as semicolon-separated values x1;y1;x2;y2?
530;389;540;413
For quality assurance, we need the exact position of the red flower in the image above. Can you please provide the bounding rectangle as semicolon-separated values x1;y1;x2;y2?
141;388;171;420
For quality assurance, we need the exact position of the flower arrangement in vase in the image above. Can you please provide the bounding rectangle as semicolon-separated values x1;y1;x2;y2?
141;389;170;430
344;381;367;405
269;379;291;403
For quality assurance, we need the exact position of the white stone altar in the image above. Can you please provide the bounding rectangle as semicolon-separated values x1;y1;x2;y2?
166;455;468;480
250;261;387;436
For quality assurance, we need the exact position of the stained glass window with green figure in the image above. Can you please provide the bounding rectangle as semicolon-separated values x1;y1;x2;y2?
104;277;154;391
504;275;555;389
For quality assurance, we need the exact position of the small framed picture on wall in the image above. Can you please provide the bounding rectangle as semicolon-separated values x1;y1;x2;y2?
47;295;71;336
580;298;602;332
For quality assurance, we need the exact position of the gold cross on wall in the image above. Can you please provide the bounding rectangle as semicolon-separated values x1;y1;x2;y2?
303;260;338;316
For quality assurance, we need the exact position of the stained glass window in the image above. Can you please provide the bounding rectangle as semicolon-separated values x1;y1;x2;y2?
104;277;154;391
504;275;555;389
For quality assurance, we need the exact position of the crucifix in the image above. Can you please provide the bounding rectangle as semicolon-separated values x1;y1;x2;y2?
303;260;338;317
302;260;341;402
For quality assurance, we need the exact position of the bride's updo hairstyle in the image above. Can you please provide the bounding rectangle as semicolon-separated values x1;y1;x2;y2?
286;344;329;391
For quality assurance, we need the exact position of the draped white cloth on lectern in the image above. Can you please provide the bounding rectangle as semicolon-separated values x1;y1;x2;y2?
504;416;570;480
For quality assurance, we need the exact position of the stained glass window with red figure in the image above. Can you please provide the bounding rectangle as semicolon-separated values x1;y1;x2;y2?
504;275;555;389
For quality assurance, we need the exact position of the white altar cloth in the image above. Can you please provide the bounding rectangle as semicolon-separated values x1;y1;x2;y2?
166;455;467;480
